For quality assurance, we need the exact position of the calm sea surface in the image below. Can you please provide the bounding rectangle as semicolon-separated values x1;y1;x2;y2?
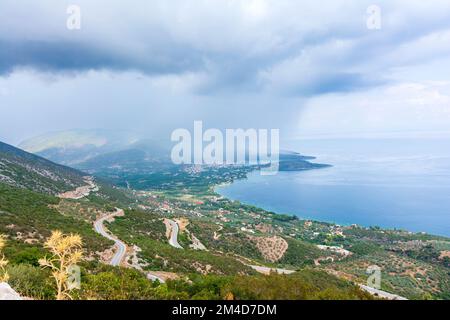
216;138;450;237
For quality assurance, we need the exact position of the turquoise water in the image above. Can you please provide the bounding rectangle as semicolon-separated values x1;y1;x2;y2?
216;139;450;237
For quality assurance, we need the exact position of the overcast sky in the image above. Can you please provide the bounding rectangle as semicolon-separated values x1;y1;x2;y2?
1;0;450;145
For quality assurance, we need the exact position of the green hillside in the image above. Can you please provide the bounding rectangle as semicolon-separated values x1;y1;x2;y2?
0;182;372;300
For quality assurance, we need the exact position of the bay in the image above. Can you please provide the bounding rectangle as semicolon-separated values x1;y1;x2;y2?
216;138;450;237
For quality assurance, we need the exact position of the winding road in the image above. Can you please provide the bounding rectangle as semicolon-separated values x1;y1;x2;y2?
248;265;296;275
358;284;408;300
94;209;166;282
167;219;183;249
147;273;165;283
60;181;165;282
94;209;127;266
58;179;127;266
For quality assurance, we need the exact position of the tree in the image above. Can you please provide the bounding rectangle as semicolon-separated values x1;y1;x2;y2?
0;234;9;282
39;231;83;300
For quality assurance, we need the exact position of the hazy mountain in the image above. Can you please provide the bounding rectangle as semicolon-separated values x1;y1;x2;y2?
0;140;85;195
19;129;172;167
19;129;142;165
19;129;330;176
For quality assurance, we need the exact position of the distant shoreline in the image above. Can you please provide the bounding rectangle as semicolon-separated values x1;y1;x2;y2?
214;165;450;240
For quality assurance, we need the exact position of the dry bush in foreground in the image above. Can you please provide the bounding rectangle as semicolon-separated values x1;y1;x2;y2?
39;231;83;300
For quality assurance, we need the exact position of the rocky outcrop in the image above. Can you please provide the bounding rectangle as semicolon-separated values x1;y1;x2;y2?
0;283;22;300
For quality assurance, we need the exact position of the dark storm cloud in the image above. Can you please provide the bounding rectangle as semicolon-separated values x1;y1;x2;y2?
2;0;450;96
0;39;205;76
294;73;385;96
2;0;450;145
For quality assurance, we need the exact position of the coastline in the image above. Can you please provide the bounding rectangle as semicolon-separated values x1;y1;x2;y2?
213;166;450;240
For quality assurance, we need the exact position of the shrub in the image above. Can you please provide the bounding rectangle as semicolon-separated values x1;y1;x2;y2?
7;264;55;299
77;268;162;300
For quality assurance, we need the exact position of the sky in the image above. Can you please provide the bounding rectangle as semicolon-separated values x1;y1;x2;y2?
1;0;450;145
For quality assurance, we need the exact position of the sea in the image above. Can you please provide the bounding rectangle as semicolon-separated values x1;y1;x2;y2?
216;138;450;237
